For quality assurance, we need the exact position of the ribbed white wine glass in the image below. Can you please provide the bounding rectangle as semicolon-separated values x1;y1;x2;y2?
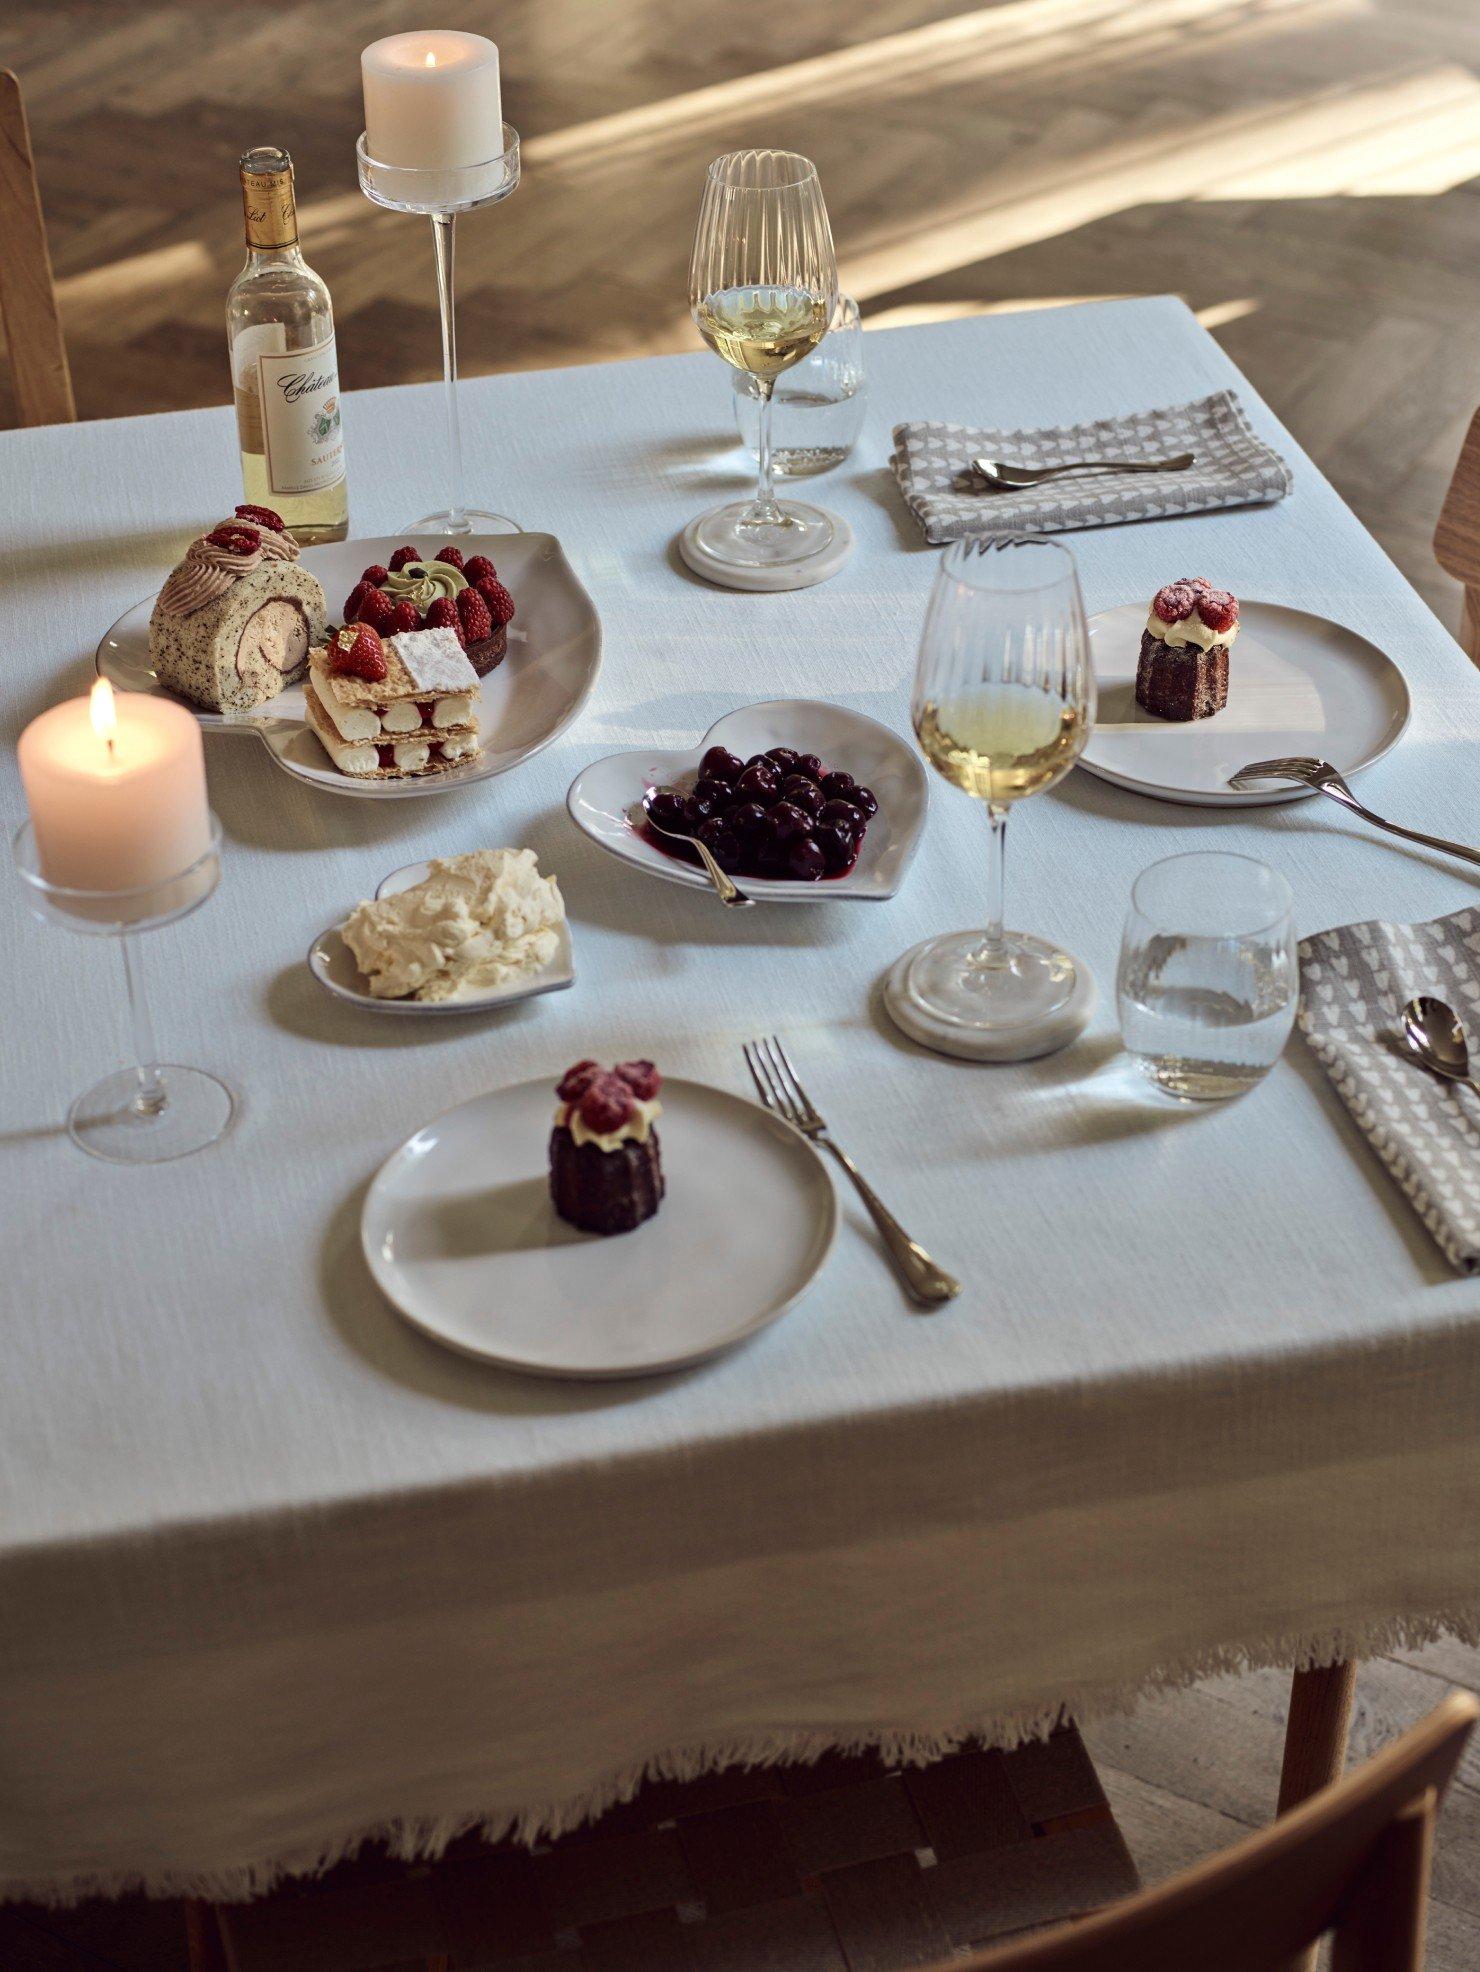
901;536;1096;1042
687;150;840;577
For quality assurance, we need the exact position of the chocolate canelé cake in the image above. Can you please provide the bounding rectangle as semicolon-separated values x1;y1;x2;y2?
1134;576;1240;722
340;543;514;679
548;1060;664;1236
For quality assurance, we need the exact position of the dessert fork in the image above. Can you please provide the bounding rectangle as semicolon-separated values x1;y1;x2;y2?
1228;757;1480;872
744;1036;960;1307
970;451;1194;490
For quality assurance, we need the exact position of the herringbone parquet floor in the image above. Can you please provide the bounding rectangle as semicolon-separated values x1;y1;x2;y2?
4;2;1480;1966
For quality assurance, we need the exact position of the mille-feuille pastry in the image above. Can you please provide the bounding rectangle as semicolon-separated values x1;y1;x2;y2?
148;504;326;714
340;543;515;678
303;624;482;781
1135;576;1240;721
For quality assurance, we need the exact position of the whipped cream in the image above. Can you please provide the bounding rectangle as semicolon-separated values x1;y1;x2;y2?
158;518;298;616
555;1095;661;1153
340;849;564;1002
309;656;475;743
1145;608;1239;651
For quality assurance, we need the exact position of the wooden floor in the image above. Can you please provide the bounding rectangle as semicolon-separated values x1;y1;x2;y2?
5;0;1480;1964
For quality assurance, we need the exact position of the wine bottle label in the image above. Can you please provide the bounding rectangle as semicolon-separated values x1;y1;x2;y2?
241;165;298;249
256;335;345;495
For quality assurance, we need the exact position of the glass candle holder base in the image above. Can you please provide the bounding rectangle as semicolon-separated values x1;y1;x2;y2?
70;1064;235;1165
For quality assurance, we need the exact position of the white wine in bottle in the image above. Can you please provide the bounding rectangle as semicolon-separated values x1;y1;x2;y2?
226;146;348;544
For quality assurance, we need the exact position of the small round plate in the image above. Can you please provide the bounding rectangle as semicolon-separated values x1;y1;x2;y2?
361;1077;837;1378
96;532;601;800
309;861;574;1017
678;507;854;592
1080;600;1410;807
566;699;928;903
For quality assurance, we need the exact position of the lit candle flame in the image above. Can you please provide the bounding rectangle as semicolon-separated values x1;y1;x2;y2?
90;676;118;756
424;49;437;66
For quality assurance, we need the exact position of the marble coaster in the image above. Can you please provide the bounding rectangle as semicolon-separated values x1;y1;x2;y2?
883;938;1098;1062
678;508;854;592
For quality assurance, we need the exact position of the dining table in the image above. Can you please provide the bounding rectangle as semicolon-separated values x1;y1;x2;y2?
4;295;1480;1908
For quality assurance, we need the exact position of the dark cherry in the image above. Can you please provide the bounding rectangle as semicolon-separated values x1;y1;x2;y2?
744;753;773;773
648;790;689;834
764;747;800;773
852;786;879;818
683;790;720;828
819;797;865;836
796;753;824;781
780;776;824;817
710;832;745;872
734;763;780;804
694;775;736;812
700;746;744;783
754;838;789;876
784;836;827;881
768;800;813;844
813;822;855;873
726;800;768;838
820;769;857;801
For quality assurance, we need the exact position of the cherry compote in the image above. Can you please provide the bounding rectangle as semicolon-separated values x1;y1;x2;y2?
642;748;881;882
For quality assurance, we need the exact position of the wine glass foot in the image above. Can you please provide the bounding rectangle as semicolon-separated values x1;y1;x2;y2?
68;1065;236;1164
678;504;853;592
884;931;1097;1062
404;509;522;538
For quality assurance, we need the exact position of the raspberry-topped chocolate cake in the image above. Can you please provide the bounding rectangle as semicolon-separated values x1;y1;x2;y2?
549;1060;664;1236
1135;577;1240;722
341;544;515;678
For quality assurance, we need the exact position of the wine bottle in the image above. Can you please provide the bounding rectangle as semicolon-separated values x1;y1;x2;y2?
226;146;348;544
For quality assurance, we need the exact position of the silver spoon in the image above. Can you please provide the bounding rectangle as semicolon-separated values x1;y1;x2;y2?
1400;996;1480;1093
1229;757;1480;872
970;451;1194;490
638;793;753;909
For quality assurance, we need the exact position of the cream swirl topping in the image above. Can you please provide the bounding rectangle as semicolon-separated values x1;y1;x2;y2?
384;560;468;611
1146;608;1239;651
157;519;299;617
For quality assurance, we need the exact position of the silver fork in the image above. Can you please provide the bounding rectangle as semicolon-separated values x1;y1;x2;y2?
744;1036;961;1308
1228;756;1480;872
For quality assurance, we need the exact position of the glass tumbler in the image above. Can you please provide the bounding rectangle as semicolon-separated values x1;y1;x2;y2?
1117;852;1297;1101
732;295;866;474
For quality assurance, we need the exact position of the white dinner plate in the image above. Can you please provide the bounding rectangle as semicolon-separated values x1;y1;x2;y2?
362;1077;837;1378
309;859;575;1018
566;700;929;902
96;532;601;800
1080;601;1410;807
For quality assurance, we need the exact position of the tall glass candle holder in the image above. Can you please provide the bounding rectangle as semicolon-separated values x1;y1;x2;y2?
357;127;520;537
14;816;235;1164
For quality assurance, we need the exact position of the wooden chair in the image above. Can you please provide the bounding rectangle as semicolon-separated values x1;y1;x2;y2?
1435;409;1480;660
0;67;74;426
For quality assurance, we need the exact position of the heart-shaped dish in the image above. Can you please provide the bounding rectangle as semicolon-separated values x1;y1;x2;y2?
566;699;928;903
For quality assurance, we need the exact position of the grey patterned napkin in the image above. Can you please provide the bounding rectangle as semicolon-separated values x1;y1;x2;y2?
890;390;1292;542
1299;908;1480;1275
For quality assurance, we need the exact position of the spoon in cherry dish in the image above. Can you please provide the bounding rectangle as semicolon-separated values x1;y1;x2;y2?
639;788;754;907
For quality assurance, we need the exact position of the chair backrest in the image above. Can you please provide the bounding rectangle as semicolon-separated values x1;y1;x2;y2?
950;1692;1477;1972
0;68;75;426
1435;408;1480;660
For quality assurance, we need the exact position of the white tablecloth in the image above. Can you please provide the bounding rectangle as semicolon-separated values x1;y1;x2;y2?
5;300;1480;1905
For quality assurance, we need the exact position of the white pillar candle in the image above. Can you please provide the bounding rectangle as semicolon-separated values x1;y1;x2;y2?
362;31;503;171
19;681;211;896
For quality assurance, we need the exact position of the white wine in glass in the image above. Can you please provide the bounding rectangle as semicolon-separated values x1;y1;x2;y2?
901;536;1096;1041
687;152;841;576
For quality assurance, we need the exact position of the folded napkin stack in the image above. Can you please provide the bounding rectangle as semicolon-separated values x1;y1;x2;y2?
1299;908;1480;1276
891;390;1292;542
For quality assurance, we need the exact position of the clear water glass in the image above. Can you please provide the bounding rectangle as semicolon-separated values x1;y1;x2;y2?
1117;852;1297;1101
732;295;865;475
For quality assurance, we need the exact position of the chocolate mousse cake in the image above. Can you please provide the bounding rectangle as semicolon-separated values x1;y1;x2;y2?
341;543;515;678
148;505;326;713
549;1060;664;1236
1135;577;1239;721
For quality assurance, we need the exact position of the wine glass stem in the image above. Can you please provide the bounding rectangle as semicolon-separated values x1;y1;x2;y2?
748;378;784;527
431;211;469;536
119;932;168;1119
975;803;1010;969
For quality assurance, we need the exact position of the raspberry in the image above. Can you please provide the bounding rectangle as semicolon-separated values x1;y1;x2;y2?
464;555;497;584
557;1060;603;1103
207;522;261;556
579;1074;636;1136
1195;588;1239;634
1151;581;1196;624
343;580;375;622
359;587;396;634
390;599;422;635
614;1060;660;1101
456;587;493;643
434;546;465;570
476;577;515;626
327;624;387;682
426;596;460;630
388;545;420;572
360;563;389;585
234;503;285;533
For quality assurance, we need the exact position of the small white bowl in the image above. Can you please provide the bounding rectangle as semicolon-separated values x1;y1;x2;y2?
565;699;928;903
308;860;575;1017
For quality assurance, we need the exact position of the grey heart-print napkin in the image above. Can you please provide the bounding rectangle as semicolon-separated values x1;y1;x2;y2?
890;390;1292;542
1299;908;1480;1275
